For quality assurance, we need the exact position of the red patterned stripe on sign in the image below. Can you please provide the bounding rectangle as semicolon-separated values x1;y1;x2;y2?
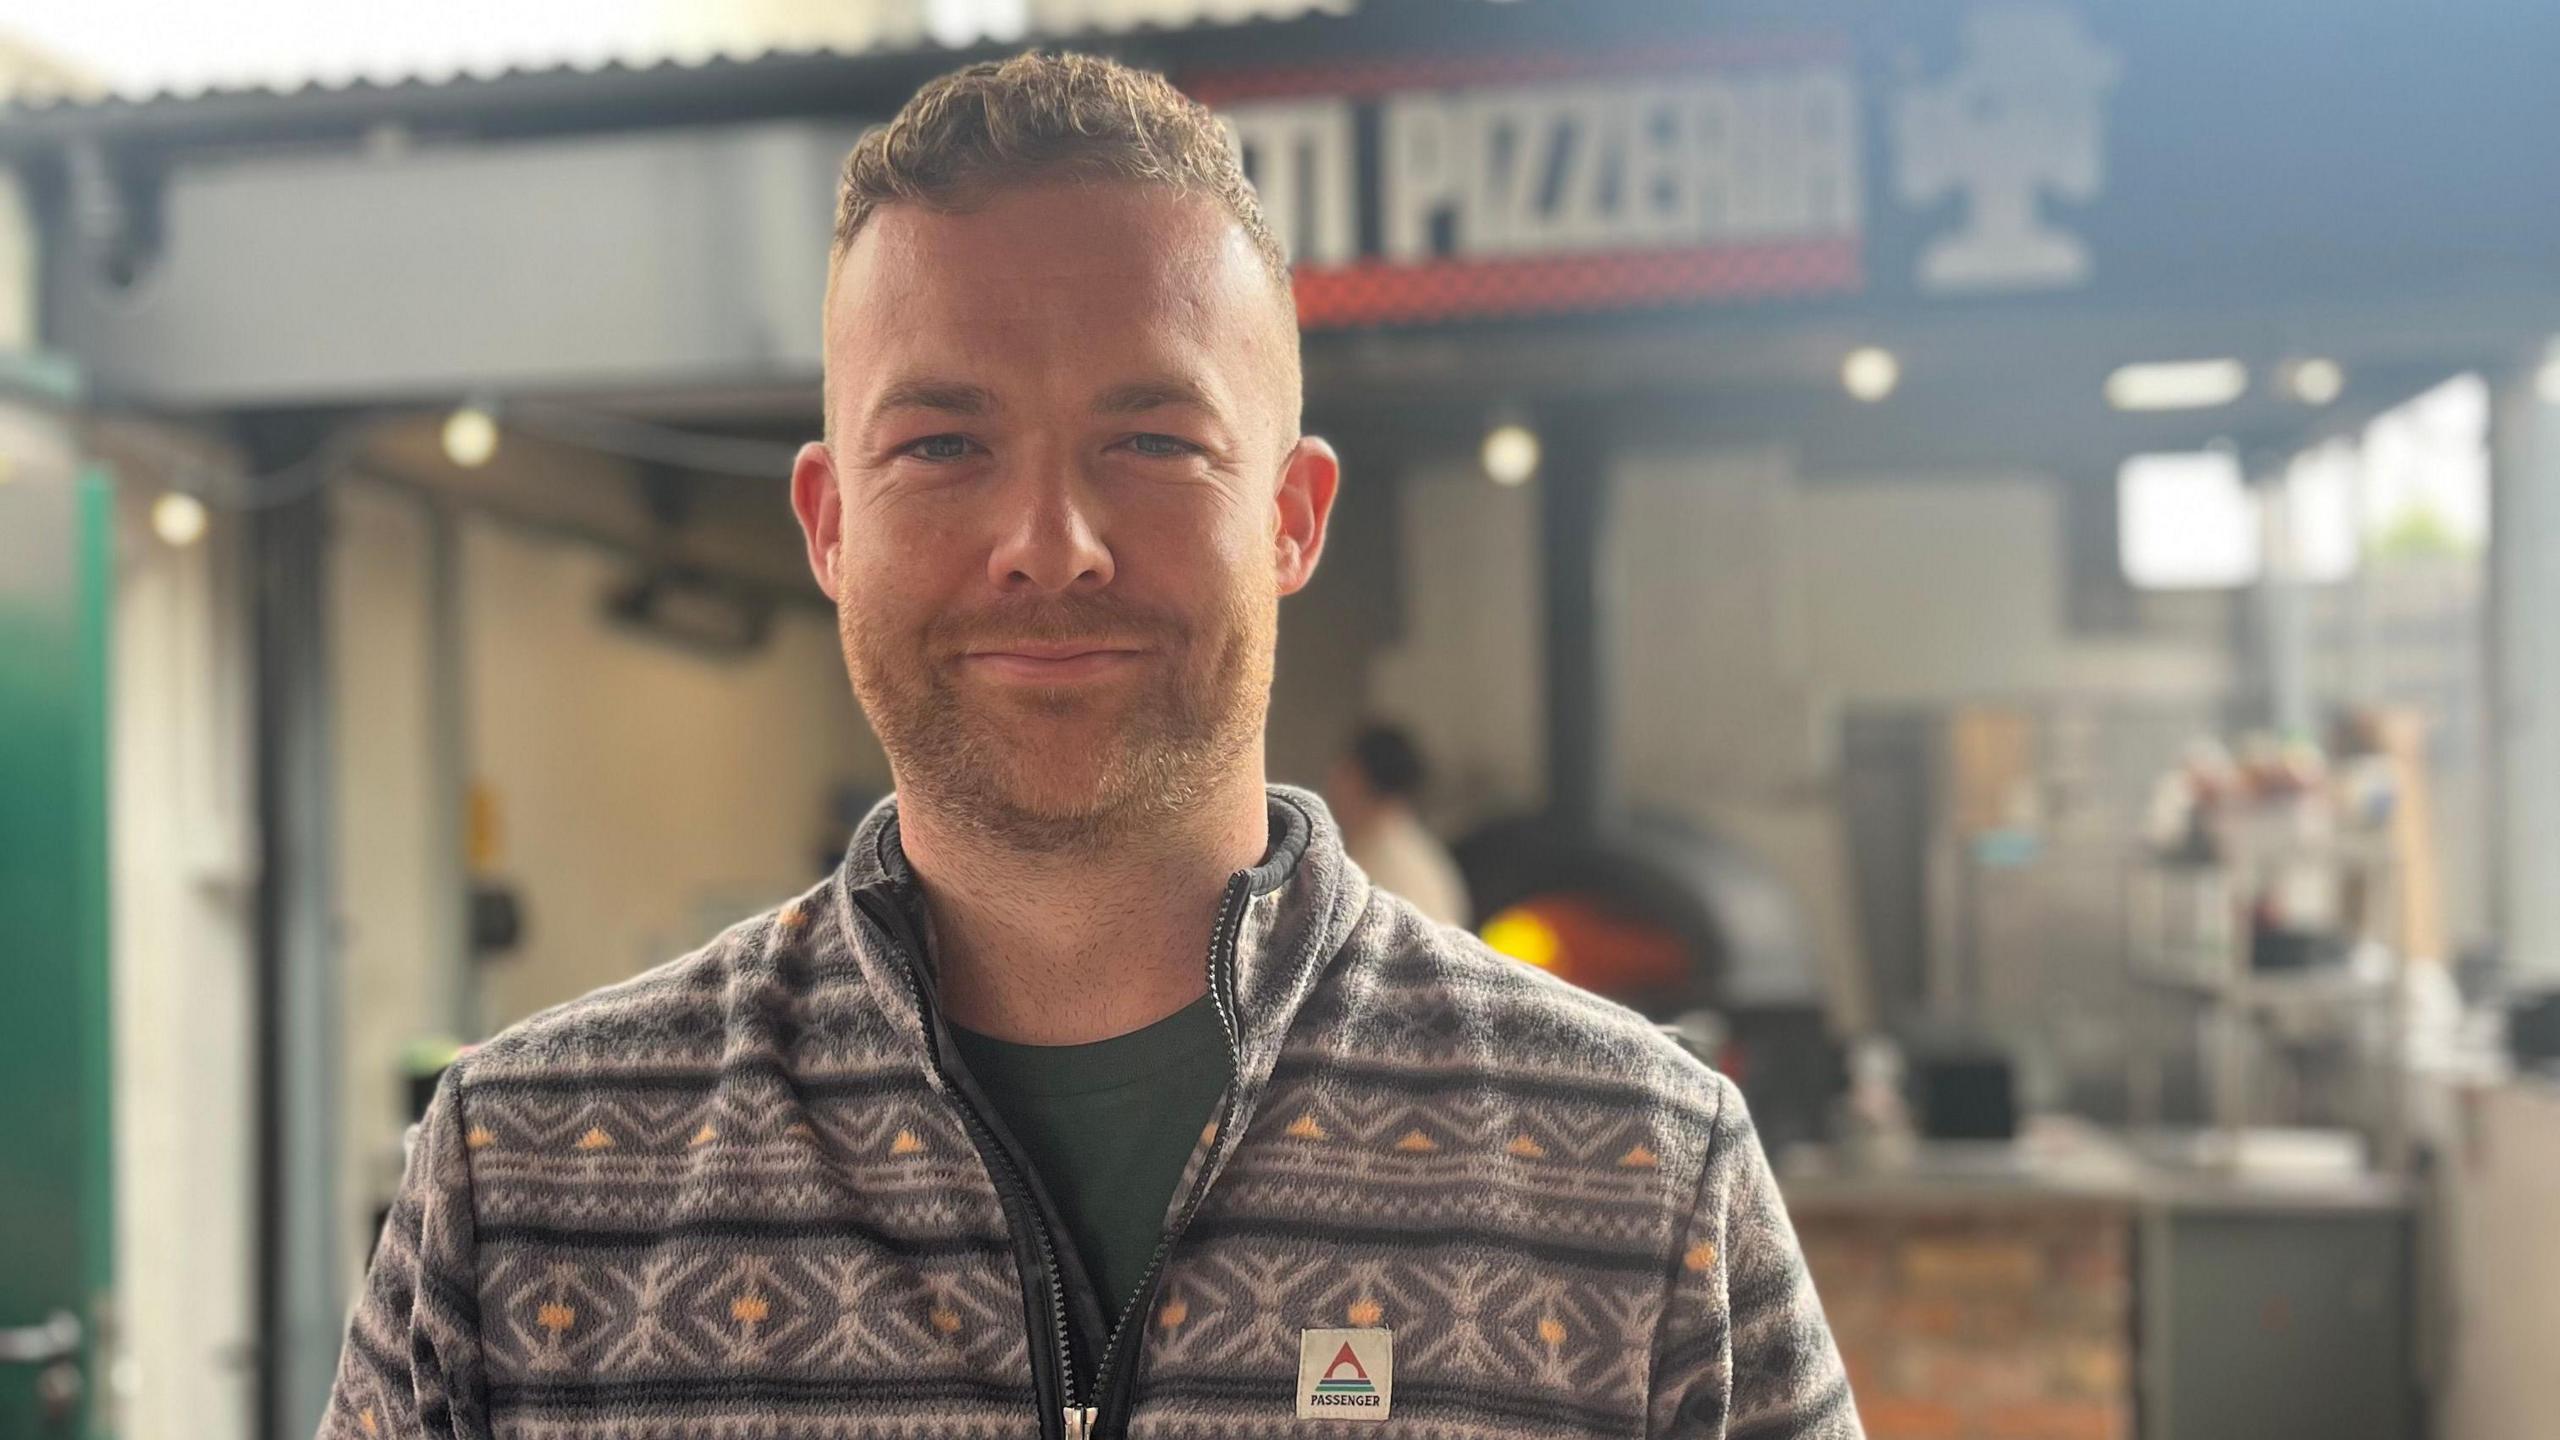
1290;239;1863;329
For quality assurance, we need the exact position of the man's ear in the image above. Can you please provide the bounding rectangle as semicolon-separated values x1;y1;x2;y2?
1273;435;1340;596
791;440;843;599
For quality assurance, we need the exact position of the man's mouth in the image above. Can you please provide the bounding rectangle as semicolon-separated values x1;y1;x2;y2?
961;642;1152;682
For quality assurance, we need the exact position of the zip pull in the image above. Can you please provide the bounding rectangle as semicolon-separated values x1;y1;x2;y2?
1064;1405;1098;1439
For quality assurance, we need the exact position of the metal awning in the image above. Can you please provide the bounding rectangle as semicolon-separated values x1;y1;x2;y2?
0;0;1368;124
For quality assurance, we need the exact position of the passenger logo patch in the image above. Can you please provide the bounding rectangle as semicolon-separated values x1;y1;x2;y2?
1297;1328;1393;1420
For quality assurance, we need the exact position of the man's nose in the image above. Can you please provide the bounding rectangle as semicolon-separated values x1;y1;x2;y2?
987;469;1115;594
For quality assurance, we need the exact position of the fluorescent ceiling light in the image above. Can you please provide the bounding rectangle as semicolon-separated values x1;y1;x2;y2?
2106;359;2249;412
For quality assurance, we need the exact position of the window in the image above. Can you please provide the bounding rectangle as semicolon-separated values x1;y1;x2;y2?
2119;449;2258;589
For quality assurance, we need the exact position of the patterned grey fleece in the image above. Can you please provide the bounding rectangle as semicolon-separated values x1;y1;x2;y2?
324;785;1861;1440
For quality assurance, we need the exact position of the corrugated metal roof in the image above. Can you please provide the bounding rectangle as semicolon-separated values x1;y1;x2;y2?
0;0;1362;115
0;48;890;116
0;30;109;106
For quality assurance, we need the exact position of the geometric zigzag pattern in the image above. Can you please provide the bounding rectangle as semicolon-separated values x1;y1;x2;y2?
320;786;1859;1440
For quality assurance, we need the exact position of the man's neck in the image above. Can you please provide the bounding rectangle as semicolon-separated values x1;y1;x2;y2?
895;770;1272;1045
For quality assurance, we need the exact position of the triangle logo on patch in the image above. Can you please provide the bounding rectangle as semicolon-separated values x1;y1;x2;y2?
1297;1328;1392;1420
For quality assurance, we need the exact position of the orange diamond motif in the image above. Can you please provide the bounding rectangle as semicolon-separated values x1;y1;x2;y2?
1685;1241;1719;1272
465;1127;495;1149
1507;1135;1548;1160
1394;1130;1437;1153
930;1307;963;1335
573;1128;614;1151
731;1295;769;1327
690;1124;718;1147
890;1129;925;1155
1159;1297;1190;1329
1348;1298;1383;1327
537;1302;576;1334
1619;1143;1659;1168
1284;1114;1326;1141
1538;1316;1567;1346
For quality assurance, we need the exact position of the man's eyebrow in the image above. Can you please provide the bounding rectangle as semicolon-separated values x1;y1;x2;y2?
1094;379;1219;416
868;378;998;421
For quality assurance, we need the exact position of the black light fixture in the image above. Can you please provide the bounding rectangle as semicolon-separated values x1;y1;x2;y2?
602;566;774;657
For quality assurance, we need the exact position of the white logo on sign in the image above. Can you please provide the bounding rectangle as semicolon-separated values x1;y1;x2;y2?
1894;3;2120;293
1296;1328;1393;1421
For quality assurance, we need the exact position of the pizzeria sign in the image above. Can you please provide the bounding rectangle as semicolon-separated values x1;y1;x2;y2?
1193;4;2121;327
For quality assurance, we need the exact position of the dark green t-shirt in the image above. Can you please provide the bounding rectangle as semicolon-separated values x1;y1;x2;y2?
951;996;1231;1329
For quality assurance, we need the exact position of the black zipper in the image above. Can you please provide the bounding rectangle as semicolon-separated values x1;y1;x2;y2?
852;890;1084;1440
1083;872;1254;1440
855;869;1257;1440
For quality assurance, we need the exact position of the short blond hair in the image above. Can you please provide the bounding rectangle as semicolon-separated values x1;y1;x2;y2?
830;51;1291;297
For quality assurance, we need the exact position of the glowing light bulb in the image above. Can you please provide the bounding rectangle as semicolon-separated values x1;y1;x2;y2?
152;492;208;547
1481;423;1540;486
442;405;500;468
2288;358;2344;406
1842;346;1900;402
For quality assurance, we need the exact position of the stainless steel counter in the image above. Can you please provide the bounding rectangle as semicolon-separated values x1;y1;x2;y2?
1777;1133;2412;1216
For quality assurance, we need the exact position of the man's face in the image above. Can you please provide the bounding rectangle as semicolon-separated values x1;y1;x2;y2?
793;181;1337;850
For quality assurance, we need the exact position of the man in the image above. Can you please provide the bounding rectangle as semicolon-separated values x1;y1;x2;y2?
324;52;1858;1440
1327;722;1473;928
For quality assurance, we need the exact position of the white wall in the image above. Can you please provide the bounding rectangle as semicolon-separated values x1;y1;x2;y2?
327;484;888;1313
1790;472;2230;707
330;478;888;1162
0;173;34;352
1365;456;1548;828
460;517;889;1023
109;451;258;1440
1372;448;2229;812
1611;447;1819;796
2493;373;2560;985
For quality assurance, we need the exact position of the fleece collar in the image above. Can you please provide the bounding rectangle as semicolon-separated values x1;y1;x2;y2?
826;783;1374;1094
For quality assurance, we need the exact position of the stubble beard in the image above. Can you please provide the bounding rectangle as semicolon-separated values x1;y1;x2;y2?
837;567;1275;855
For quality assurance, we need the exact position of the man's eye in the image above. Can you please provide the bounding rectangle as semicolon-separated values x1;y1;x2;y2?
1125;433;1199;458
904;435;975;462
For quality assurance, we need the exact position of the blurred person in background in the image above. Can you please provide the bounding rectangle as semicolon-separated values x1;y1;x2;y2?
320;51;1854;1440
1327;720;1473;928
